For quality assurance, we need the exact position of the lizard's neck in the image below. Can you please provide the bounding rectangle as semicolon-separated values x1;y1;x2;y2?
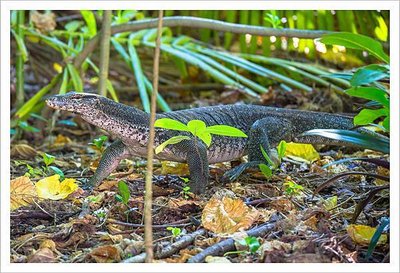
81;100;151;145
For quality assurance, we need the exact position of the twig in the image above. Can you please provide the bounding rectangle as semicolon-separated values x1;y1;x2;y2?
98;10;112;96
122;229;206;263
74;16;333;68
187;220;278;263
144;10;164;263
15;10;26;108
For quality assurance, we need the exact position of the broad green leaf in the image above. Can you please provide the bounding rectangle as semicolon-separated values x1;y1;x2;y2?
300;129;389;154
205;125;248;137
43;153;55;167
118;181;130;205
350;64;389;87
320;32;389;63
346;87;389;108
155;136;191;154
187;120;207;136
80;10;97;37
197;131;212;147
154;118;189;131
259;163;272;178
354;108;388;126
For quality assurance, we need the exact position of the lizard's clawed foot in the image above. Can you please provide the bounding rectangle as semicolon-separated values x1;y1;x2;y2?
222;161;263;183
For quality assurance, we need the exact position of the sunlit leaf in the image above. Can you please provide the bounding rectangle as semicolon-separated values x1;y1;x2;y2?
285;142;320;163
35;175;78;200
117;181;130;205
80;10;97;37
205;125;248;138
320;32;389;63
353;108;388;126
10;176;37;210
154;118;189;131
347;224;387;246
187;120;207;135
345;87;389;108
259;163;272;178
155;135;191;154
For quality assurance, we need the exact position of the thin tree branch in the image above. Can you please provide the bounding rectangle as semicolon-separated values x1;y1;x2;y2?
98;10;112;96
74;16;333;68
144;10;164;263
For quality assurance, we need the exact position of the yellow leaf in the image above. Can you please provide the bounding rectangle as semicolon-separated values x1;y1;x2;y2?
201;197;259;234
10;176;37;210
36;175;78;200
161;161;189;176
322;196;338;211
347;224;387;246
53;63;63;74
285;142;320;163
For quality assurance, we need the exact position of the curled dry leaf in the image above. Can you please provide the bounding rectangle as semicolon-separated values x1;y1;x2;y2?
10;176;38;210
10;144;37;159
35;175;78;200
347;224;387;246
201;197;259;234
205;256;232;263
89;245;121;263
30;11;56;33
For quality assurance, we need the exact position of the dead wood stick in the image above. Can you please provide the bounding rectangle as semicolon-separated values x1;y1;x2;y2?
187;221;277;263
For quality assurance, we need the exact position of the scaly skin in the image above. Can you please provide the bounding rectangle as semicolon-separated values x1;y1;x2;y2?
46;92;385;194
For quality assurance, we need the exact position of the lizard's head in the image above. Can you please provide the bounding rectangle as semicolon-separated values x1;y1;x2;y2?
46;92;102;115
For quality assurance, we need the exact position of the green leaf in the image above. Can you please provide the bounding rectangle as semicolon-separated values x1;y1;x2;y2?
382;116;389;131
205;125;248;137
300;129;389;154
43;153;55;167
91;135;108;149
11;29;28;62
80;10;97;37
118;181;130;205
350;64;389;87
48;166;65;180
260;145;275;167
154;118;189;132
353;108;388;126
197;131;212;147
18;121;40;133
277;140;287;160
187;120;207;136
366;217;389;259
155;136;191;154
65;20;83;32
259;163;272;178
320;32;389;63
346;87;389;108
66;64;83;92
242;236;261;253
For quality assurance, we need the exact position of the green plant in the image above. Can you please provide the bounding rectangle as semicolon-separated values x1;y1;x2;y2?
264;11;282;29
258;140;287;179
90;135;108;151
154;118;248;153
283;179;304;196
224;236;261;256
115;180;131;205
166;226;182;238
180;177;192;199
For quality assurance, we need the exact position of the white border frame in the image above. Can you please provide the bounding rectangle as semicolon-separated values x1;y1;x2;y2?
1;1;399;272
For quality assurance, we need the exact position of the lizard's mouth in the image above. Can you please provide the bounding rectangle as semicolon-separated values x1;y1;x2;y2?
46;95;72;111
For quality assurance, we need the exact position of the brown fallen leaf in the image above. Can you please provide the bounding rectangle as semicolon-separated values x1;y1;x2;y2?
10;176;37;210
30;11;56;33
27;248;56;263
11;143;37;159
201;197;259;234
89;245;121;263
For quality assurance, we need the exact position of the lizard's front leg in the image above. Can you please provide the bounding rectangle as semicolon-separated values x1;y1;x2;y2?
176;139;209;194
223;117;293;182
86;140;130;189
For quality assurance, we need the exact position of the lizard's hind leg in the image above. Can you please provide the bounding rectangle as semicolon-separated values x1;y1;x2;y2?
223;117;293;182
